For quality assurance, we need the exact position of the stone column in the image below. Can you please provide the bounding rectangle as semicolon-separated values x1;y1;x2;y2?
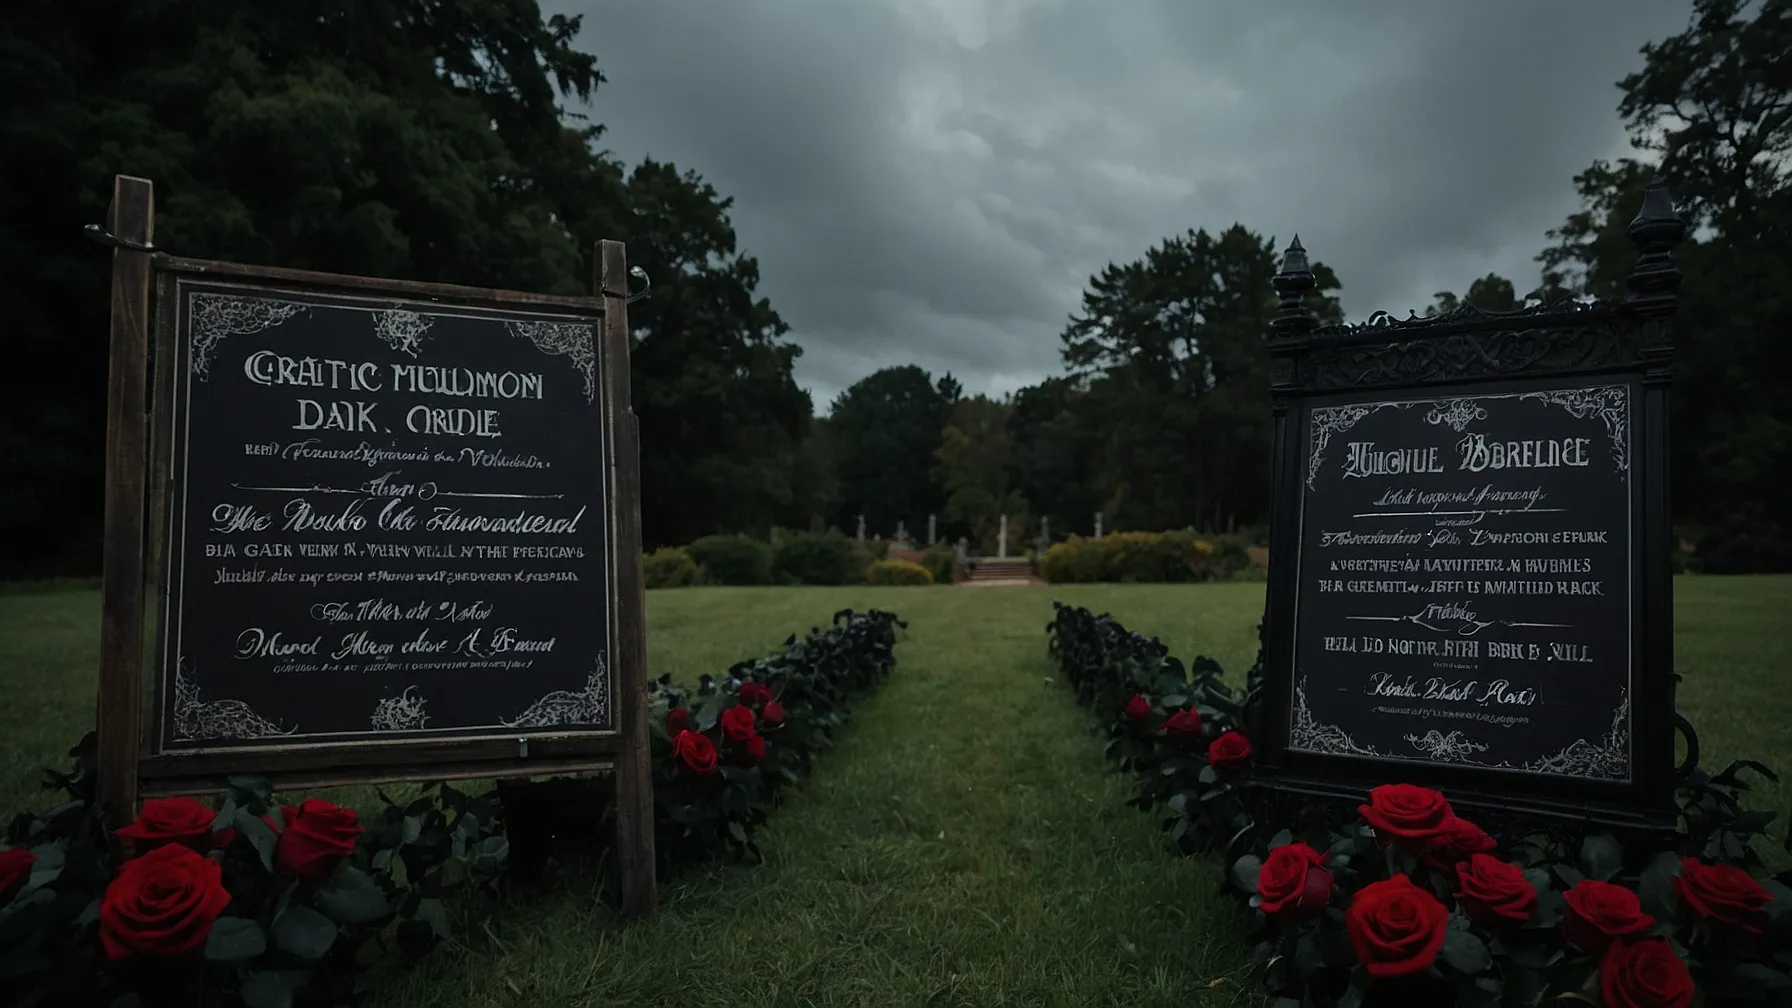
1094;512;1103;538
856;514;865;541
998;514;1008;559
927;513;936;544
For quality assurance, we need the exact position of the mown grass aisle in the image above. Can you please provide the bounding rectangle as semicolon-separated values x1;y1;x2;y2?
373;585;1265;1008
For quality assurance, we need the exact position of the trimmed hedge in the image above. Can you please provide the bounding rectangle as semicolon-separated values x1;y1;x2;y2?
1039;531;1220;583
643;546;702;588
865;558;932;585
771;530;862;585
686;534;774;585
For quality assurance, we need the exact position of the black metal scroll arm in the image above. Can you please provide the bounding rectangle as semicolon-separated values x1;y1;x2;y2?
83;223;156;252
625;265;651;304
1673;669;1700;779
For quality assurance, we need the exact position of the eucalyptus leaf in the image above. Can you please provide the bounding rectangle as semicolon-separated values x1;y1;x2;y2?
271;904;339;960
238;969;312;1008
203;917;266;961
1232;854;1263;893
1269;829;1293;849
1442;930;1492;974
233;807;280;873
313;866;391;925
1579;833;1622;882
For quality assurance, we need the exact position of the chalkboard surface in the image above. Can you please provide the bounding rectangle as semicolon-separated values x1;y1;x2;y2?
1289;383;1633;781
156;279;615;751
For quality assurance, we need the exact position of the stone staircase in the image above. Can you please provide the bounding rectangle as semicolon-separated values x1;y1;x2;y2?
965;557;1033;584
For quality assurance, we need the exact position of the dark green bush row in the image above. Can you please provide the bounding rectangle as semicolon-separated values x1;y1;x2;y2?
0;611;905;1007
1047;603;1792;1007
647;532;952;588
1038;531;1263;583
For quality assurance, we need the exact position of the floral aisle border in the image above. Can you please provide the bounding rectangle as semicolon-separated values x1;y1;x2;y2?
0;609;906;1007
1045;602;1792;1007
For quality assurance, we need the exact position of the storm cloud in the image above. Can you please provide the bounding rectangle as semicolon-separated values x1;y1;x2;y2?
549;0;1692;408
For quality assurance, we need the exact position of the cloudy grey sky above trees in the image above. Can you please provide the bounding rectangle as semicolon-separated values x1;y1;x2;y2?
549;0;1694;408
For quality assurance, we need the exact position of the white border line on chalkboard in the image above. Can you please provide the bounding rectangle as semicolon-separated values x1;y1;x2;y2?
158;277;620;751
1285;382;1635;782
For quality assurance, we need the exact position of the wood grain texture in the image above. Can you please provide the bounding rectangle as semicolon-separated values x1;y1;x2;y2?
600;239;658;918
154;254;604;316
96;175;155;829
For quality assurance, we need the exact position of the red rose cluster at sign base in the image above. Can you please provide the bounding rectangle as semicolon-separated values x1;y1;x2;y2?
1047;602;1792;1008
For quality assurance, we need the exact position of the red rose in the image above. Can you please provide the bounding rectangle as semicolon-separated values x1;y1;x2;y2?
0;847;37;904
98;843;233;959
1207;730;1252;770
666;708;692;735
761;700;785;727
1162;709;1203;743
1454;853;1538;927
115;796;226;852
1563;879;1656;953
1600;937;1694;1008
738;682;773;707
273;798;362;883
672;729;718;776
720;705;757;743
1358;784;1454;843
1345;874;1450;979
1675;857;1772;934
1123;694;1152;721
734;732;767;766
1422;817;1496;866
1257;841;1332;920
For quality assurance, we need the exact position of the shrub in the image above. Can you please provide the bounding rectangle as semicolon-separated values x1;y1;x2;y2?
1039;531;1219;583
685;534;773;585
920;544;956;583
772;530;863;585
643;546;702;588
865;558;933;585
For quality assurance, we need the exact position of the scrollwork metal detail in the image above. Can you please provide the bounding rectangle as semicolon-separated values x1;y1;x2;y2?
1304;323;1634;391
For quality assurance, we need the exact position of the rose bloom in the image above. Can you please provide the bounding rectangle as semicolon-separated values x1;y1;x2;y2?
1674;857;1772;936
1257;841;1332;920
761;700;785;727
273;798;363;883
1421;817;1497;866
1601;937;1694;1008
115;796;226;853
1123;694;1152;721
1161;709;1203;744
1563;879;1657;953
1345;873;1450;979
98;843;233;959
1358;784;1454;843
666;707;692;735
734;732;767;767
672;729;719;776
738;682;773;707
0;847;37;904
720;705;757;744
1454;853;1538;927
1207;730;1252;770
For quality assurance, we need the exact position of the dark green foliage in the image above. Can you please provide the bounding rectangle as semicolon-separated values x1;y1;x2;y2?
642;547;702;589
919;544;957;584
685;535;773;586
770;530;861;586
826;367;959;539
1047;603;1792;1006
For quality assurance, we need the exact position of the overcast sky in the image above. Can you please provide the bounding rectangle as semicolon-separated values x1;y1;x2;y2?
548;0;1691;411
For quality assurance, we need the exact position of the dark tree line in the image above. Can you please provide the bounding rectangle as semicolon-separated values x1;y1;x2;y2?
2;0;1784;577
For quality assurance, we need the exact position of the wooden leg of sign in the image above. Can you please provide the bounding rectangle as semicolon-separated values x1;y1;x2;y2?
96;175;155;831
599;239;657;918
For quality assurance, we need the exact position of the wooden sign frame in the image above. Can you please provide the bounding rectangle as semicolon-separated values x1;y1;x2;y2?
1247;178;1694;840
94;175;656;915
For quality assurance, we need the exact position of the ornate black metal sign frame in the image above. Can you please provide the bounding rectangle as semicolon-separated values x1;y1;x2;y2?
1248;178;1691;836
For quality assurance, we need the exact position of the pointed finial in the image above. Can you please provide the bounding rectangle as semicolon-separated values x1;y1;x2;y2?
1281;234;1310;275
1270;233;1319;341
1625;176;1687;309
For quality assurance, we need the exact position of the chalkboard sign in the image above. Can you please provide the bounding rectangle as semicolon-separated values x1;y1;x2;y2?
1251;181;1690;832
155;277;617;751
1290;383;1633;781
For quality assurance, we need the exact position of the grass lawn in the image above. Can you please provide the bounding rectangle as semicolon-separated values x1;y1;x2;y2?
1;577;1788;1006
